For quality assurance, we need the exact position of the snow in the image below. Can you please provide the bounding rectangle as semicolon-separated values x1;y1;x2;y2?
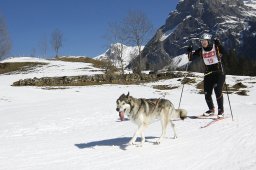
171;54;189;67
243;0;256;16
94;43;143;68
244;0;256;8
161;54;189;71
1;57;256;170
1;57;103;80
2;57;50;63
160;25;178;41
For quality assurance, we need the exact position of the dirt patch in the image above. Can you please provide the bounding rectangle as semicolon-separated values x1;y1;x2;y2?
55;57;118;73
177;77;197;84
235;90;249;96
0;62;47;74
195;81;250;96
152;85;179;90
41;87;70;90
232;82;247;89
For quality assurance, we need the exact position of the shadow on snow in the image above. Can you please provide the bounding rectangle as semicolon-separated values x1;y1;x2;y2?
75;136;158;150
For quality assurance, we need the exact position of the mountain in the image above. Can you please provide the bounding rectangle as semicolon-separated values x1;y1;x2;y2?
138;0;256;70
94;43;143;68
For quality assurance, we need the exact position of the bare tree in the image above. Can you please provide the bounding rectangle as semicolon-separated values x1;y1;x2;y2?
106;11;153;75
0;14;11;59
39;34;48;58
51;29;63;57
30;48;36;57
122;10;153;74
106;22;128;75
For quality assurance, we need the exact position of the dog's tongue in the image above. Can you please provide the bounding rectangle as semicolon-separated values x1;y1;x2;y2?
119;111;125;121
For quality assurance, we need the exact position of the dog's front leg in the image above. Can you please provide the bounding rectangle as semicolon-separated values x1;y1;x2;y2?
129;124;145;145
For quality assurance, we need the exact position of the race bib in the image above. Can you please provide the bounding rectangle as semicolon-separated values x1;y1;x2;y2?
202;45;219;65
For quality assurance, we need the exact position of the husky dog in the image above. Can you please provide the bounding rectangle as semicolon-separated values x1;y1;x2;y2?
116;92;187;145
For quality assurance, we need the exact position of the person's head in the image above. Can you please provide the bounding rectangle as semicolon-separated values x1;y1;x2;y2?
200;33;212;48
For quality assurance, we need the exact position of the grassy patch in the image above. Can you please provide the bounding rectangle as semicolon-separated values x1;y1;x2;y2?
235;90;249;96
0;62;47;74
232;82;247;89
152;85;179;90
41;87;70;90
195;81;250;95
55;57;118;72
180;77;197;84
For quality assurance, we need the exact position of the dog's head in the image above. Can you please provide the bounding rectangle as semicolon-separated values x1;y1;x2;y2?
116;92;132;121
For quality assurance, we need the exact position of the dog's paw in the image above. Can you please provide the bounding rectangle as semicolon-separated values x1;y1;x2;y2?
154;140;161;145
173;135;178;139
136;143;143;147
128;141;136;145
120;144;129;150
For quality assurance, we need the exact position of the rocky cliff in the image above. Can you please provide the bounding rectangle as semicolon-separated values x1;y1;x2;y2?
137;0;256;70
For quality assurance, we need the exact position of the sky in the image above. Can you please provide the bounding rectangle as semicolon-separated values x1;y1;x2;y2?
0;0;179;58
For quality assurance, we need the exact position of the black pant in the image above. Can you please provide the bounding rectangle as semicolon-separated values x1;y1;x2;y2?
204;71;225;112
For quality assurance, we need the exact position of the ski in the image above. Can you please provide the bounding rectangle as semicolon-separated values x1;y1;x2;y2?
200;117;225;128
188;115;216;120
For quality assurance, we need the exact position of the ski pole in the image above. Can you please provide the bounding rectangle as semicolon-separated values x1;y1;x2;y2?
178;42;193;109
178;62;189;109
219;61;234;121
225;82;234;121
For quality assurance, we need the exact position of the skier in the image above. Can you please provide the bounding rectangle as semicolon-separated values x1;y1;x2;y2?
187;33;225;118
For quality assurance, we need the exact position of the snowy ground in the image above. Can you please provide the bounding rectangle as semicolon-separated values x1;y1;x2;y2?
0;57;256;170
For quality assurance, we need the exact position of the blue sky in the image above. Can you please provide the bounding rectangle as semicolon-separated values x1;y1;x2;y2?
0;0;179;58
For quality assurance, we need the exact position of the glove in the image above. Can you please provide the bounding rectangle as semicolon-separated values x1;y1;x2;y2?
187;45;193;53
214;38;221;46
187;45;193;61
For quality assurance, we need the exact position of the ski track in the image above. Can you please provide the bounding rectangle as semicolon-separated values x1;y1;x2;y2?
0;57;256;170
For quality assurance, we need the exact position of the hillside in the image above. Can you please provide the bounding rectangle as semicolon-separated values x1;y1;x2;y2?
0;57;256;170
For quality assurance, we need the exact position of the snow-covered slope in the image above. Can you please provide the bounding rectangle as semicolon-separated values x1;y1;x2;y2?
163;54;189;70
95;43;143;68
243;0;256;17
0;57;256;170
1;57;103;79
244;0;256;8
